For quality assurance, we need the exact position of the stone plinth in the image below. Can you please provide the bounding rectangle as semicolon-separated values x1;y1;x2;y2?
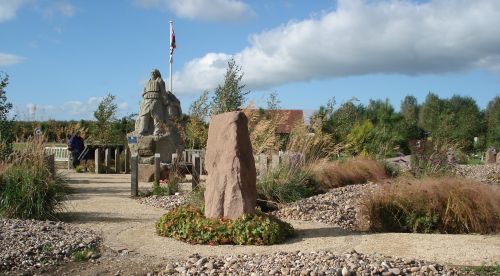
204;111;257;220
128;132;184;165
485;149;497;164
138;164;170;182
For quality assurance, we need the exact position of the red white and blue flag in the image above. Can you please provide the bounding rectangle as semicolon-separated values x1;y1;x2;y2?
170;26;176;56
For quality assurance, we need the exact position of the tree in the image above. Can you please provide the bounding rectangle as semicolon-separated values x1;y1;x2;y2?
485;96;500;149
444;95;482;150
93;94;118;144
418;92;443;136
326;98;365;143
211;58;248;115
185;91;210;148
0;72;14;159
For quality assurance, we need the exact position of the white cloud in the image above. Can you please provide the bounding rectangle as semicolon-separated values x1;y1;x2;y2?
42;0;75;18
0;0;26;22
172;0;500;94
134;0;254;22
0;0;75;22
0;52;25;66
23;97;133;120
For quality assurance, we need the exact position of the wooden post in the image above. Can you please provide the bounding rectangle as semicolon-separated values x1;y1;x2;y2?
44;154;56;178
271;154;280;170
172;153;178;164
95;148;101;174
258;153;268;176
199;155;204;175
115;148;121;174
105;148;111;173
191;154;200;190
131;153;138;196
124;148;130;174
154;153;161;183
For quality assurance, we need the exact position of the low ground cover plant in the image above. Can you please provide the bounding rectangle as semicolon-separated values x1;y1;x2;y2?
311;158;387;189
156;206;294;245
362;177;500;234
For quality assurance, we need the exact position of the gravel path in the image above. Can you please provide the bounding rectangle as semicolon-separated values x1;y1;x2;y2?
274;184;377;231
165;250;459;275
0;219;100;273
59;170;500;269
456;164;500;184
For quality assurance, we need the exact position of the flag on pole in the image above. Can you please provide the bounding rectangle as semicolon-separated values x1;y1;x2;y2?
170;26;176;55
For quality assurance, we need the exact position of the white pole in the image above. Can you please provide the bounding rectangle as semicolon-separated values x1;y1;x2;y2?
169;20;173;93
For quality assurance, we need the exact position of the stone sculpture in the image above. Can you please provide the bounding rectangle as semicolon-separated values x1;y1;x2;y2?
128;69;184;167
204;111;257;220
136;69;181;136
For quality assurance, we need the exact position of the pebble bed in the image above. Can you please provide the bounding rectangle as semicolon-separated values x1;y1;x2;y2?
456;164;500;184
273;184;377;231
162;251;458;276
137;194;188;210
0;219;100;273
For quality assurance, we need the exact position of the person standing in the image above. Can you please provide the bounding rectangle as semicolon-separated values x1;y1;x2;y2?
68;131;85;168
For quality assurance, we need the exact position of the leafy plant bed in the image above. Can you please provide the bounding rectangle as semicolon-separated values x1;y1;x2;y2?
156;206;294;245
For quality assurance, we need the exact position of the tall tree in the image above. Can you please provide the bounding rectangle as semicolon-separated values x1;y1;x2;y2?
0;72;14;159
93;94;118;144
211;58;248;115
444;95;482;150
485;96;500;149
418;92;443;137
185;91;210;148
327;99;365;143
400;95;422;145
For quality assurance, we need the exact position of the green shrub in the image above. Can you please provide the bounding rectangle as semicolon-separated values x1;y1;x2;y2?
257;164;318;204
75;165;85;173
0;162;66;220
362;177;500;234
156;206;294;245
72;247;99;262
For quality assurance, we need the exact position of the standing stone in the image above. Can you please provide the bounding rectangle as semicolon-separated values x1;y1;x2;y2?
485;148;497;164
204;111;257;220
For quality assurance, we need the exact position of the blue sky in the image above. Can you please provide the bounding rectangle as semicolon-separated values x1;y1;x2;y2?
1;0;499;121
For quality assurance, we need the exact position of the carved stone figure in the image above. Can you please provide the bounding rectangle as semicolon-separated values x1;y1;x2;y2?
136;69;181;136
128;69;184;167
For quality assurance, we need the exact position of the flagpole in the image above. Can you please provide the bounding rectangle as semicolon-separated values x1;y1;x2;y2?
169;20;173;93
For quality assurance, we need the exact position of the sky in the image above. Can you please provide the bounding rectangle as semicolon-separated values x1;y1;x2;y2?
0;0;499;121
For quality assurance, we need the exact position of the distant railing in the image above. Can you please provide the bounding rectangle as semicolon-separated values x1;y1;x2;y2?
44;146;70;162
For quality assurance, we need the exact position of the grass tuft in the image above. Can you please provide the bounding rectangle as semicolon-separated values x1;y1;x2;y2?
311;158;387;189
362;177;500;234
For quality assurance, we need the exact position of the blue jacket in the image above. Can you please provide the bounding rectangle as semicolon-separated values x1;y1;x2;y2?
68;135;85;152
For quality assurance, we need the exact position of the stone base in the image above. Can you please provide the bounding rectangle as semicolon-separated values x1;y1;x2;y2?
128;132;184;165
138;164;170;182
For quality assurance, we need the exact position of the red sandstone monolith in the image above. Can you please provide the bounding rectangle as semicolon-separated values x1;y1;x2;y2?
204;111;257;219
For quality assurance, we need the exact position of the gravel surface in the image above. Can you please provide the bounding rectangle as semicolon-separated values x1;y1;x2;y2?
0;219;100;273
273;184;377;231
456;164;500;184
161;250;459;276
136;193;188;210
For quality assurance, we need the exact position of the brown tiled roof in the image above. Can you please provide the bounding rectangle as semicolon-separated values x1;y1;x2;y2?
247;109;304;134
